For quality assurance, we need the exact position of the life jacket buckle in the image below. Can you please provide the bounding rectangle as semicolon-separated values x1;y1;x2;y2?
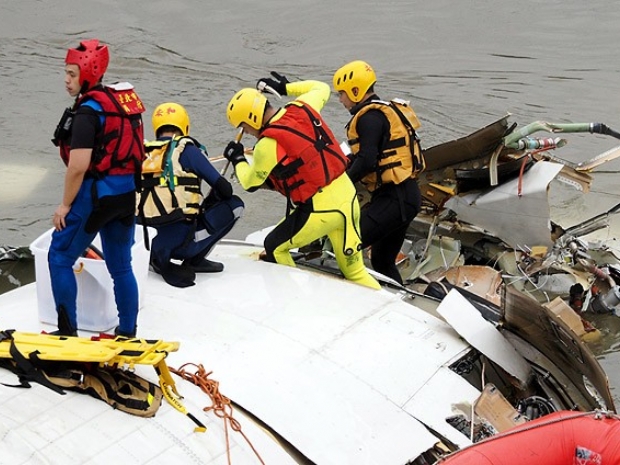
159;176;178;187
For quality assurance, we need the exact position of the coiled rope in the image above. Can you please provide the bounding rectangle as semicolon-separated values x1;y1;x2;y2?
170;362;265;465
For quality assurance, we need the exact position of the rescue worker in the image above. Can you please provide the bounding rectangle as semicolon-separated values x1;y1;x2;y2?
49;39;145;337
333;60;423;285
223;74;380;290
139;102;244;288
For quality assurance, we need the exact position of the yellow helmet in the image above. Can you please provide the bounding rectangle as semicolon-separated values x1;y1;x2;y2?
152;102;190;137
333;60;377;103
226;88;267;131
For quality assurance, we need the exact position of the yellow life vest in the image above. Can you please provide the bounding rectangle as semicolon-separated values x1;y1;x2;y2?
138;136;203;225
347;98;425;192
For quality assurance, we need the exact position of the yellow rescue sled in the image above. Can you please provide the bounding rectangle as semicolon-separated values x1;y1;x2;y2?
0;329;206;432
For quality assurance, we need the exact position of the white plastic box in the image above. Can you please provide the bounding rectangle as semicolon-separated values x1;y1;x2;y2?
30;227;154;332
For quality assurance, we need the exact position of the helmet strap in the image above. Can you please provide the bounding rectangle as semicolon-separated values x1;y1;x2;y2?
79;81;89;96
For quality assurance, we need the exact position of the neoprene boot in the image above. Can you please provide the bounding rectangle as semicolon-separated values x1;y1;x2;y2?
186;257;224;273
151;257;195;288
52;305;78;337
114;326;137;339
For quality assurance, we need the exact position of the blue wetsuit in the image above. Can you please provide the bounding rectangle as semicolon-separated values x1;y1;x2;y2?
49;98;139;335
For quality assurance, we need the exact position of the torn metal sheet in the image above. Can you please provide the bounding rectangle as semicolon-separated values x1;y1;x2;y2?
437;289;532;385
444;161;563;248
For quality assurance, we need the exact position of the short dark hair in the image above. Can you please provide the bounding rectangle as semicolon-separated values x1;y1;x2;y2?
156;124;183;138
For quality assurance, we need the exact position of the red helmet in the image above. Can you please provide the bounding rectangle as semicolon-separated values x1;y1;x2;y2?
65;39;109;90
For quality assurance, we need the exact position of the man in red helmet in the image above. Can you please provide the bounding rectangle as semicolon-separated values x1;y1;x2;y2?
49;39;145;337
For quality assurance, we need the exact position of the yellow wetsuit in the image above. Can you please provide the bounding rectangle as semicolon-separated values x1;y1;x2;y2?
234;80;380;290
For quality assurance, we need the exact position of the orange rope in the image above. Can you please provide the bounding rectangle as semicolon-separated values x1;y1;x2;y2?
170;362;265;465
517;154;530;197
518;149;554;196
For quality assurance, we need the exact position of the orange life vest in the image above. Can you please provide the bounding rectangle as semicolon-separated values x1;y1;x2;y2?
260;102;348;204
347;98;424;192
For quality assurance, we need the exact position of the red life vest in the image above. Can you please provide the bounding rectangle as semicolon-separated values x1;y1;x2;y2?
260;102;348;205
59;83;146;177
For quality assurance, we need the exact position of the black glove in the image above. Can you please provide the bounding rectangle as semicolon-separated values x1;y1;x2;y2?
256;71;289;96
213;176;233;199
223;141;246;167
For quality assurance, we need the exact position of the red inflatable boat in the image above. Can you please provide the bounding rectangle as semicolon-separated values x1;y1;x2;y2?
440;411;620;465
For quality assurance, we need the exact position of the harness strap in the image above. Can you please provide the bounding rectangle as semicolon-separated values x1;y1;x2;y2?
141;176;200;190
264;103;348;212
384;136;407;150
388;102;424;172
376;160;404;174
5;340;66;394
268;108;346;166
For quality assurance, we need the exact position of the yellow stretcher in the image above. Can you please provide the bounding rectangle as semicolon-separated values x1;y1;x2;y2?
0;330;179;365
0;329;206;432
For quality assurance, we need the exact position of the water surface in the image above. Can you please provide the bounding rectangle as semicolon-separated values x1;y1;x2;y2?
1;0;619;400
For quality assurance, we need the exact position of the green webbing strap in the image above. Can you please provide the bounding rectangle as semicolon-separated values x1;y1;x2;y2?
162;138;179;192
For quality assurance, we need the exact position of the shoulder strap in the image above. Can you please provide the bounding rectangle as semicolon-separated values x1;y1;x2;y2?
0;349;163;417
162;138;180;192
0;336;66;394
266;103;344;160
387;101;425;172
